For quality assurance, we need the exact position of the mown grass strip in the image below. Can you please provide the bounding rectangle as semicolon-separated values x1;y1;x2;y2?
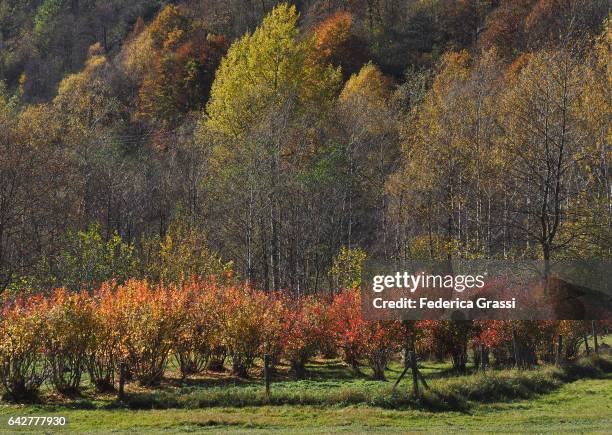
118;355;611;412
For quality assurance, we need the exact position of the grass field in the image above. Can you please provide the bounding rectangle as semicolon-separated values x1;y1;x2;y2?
0;374;610;433
0;337;610;433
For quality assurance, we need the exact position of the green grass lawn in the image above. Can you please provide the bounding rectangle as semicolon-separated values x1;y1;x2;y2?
0;374;609;433
0;336;609;433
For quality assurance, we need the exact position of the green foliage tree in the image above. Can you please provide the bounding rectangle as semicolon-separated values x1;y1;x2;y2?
41;224;137;291
33;0;65;36
141;212;231;284
329;246;367;291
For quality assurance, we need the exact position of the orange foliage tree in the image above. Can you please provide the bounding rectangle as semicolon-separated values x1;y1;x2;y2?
314;11;369;79
137;5;227;126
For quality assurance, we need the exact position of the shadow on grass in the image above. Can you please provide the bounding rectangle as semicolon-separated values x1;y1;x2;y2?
115;355;612;413
6;355;610;415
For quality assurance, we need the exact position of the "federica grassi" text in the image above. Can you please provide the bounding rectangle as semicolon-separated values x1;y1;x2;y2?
372;297;516;310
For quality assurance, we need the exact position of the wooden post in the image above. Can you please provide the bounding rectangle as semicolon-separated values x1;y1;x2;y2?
480;344;486;372
592;321;599;354
263;354;271;398
417;367;429;390
392;366;409;392
584;334;590;355
118;362;126;400
392;348;410;392
512;327;520;368
555;335;563;366
410;350;419;397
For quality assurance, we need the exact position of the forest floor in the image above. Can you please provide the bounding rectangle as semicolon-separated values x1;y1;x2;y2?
0;336;610;433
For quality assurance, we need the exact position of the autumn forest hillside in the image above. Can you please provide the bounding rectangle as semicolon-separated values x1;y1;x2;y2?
0;0;610;294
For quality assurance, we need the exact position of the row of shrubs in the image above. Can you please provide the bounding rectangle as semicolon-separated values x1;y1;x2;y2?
0;279;607;401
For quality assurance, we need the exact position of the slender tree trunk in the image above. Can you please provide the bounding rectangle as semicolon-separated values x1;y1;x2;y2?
270;153;280;291
592;321;599;354
555;335;563;366
512;327;521;368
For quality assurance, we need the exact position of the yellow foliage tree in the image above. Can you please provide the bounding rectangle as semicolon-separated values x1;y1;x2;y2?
206;3;340;138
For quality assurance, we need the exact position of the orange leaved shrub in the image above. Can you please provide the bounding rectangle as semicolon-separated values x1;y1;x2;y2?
113;280;181;386
0;294;47;401
330;288;402;380
283;296;333;379
172;281;223;378
87;282;124;391
41;289;95;394
218;285;271;378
